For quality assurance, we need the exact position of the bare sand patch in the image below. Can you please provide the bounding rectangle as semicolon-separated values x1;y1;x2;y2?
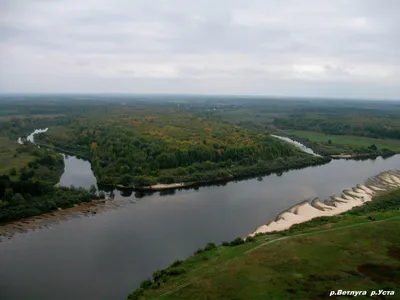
250;170;398;236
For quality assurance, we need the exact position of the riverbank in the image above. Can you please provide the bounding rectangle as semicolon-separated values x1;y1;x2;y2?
126;156;331;191
126;184;400;300
250;170;400;235
0;198;129;241
330;151;396;160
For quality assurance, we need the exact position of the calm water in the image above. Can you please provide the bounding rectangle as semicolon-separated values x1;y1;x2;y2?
1;140;400;299
56;155;98;189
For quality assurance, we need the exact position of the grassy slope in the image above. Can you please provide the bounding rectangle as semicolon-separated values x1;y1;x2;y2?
132;190;400;300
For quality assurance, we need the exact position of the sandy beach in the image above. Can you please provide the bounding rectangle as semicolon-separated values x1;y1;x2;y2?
250;170;400;236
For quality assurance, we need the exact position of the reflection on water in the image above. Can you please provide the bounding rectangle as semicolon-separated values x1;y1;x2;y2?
57;154;97;190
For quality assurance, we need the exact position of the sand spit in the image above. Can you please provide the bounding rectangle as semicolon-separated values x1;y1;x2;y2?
250;170;400;236
0;199;130;242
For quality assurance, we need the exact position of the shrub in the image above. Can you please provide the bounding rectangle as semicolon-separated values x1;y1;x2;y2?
9;168;17;176
152;269;166;282
128;288;144;300
170;260;183;268
246;236;255;243
167;267;186;276
204;242;216;251
140;279;153;290
194;248;204;255
151;282;159;289
133;175;158;187
222;241;230;246
159;175;175;184
230;237;245;246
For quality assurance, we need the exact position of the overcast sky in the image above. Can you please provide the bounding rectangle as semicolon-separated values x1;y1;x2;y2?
0;0;399;99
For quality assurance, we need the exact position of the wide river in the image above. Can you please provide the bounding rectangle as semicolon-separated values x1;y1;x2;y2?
1;139;400;300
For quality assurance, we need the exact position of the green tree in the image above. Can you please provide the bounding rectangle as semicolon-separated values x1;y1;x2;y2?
3;188;14;201
140;279;153;290
204;242;216;251
120;174;134;186
133;175;157;187
89;184;97;195
9;168;17;176
11;193;25;204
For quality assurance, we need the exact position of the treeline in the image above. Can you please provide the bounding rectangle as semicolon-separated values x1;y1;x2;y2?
0;185;96;223
274;115;400;139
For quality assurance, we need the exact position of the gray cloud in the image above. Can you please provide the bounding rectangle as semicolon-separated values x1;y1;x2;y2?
0;0;399;99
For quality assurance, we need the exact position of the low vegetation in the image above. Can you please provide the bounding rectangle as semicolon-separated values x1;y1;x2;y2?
281;130;400;156
127;188;400;299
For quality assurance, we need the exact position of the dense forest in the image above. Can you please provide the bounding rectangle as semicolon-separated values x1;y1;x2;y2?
34;104;327;187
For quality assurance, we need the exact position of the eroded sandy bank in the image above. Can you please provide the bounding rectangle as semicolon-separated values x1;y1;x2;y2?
250;170;400;236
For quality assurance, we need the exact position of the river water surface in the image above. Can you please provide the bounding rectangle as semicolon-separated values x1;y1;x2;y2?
1;134;400;300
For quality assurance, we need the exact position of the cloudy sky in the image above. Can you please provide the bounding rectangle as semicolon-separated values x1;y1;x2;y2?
0;0;399;99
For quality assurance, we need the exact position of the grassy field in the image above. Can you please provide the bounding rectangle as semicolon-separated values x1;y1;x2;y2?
130;190;400;299
281;130;400;156
284;130;400;150
0;136;36;178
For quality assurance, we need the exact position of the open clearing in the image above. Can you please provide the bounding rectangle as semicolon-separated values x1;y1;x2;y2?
283;130;400;152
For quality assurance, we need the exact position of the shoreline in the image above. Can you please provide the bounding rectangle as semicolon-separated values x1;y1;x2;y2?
0;199;129;241
249;170;400;236
122;157;332;191
133;154;397;192
330;152;397;160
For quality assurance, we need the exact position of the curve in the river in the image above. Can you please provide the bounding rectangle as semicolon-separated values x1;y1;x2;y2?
18;128;98;190
3;129;399;300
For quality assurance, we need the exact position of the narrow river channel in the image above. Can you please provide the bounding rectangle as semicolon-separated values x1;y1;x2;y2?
1;131;399;300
